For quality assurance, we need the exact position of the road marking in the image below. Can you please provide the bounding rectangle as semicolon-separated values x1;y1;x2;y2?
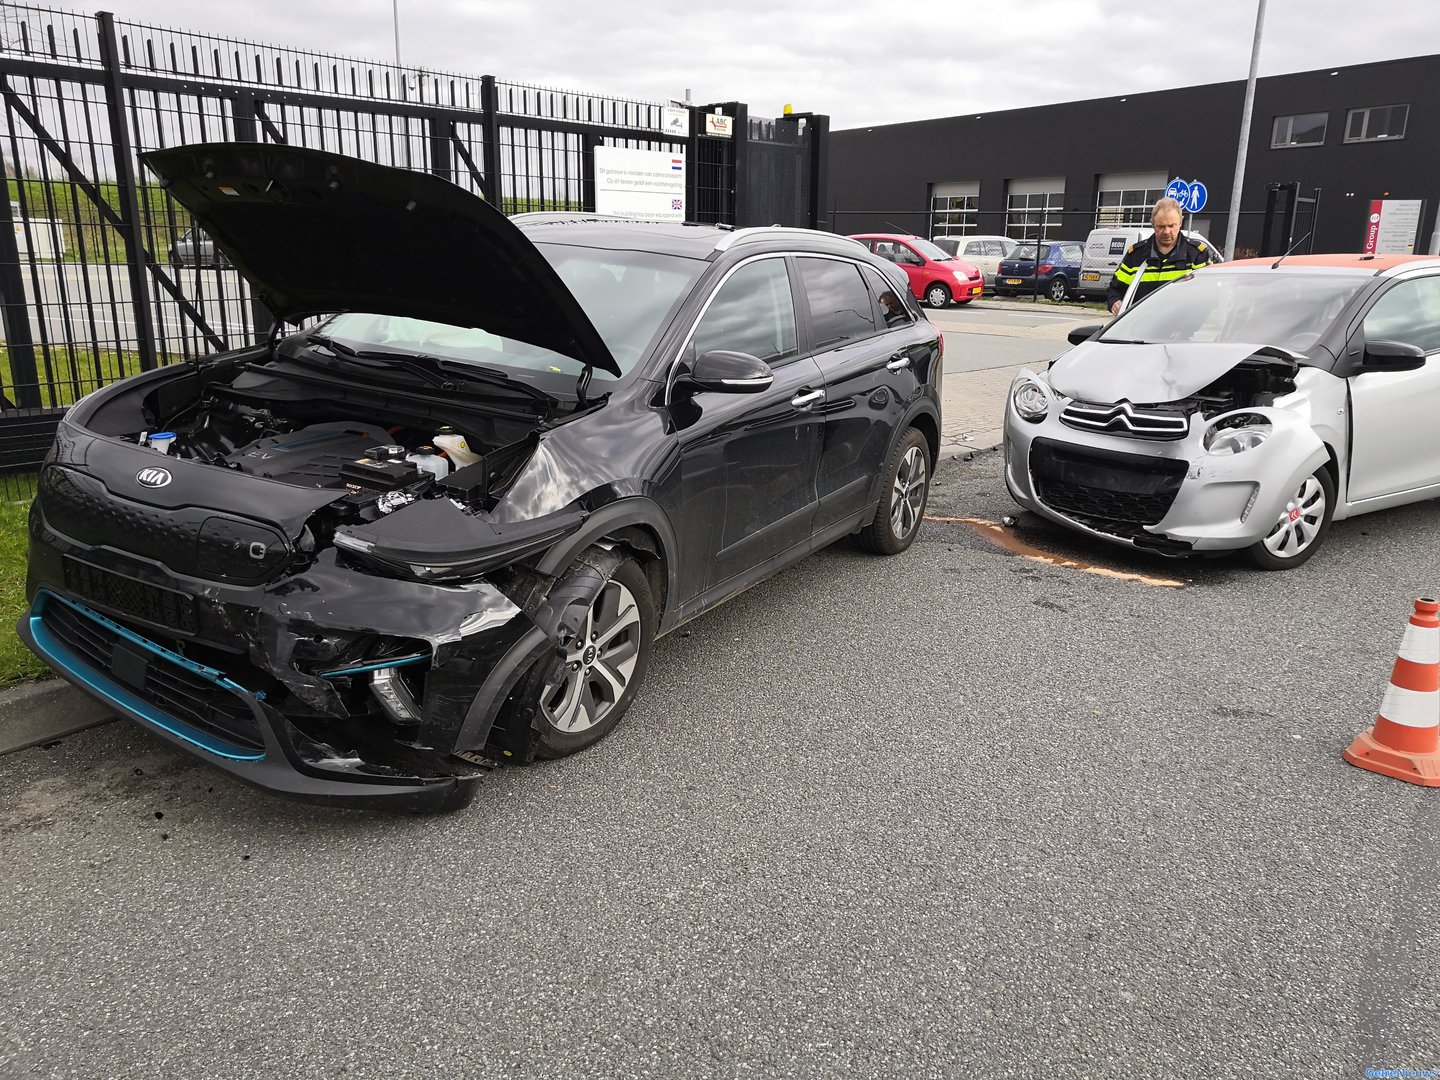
926;516;1188;588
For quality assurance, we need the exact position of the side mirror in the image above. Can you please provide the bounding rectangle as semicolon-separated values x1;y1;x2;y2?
1361;339;1427;372
1067;323;1105;346
682;350;775;394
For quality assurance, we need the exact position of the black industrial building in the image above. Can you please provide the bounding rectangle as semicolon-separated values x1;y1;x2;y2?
827;53;1439;258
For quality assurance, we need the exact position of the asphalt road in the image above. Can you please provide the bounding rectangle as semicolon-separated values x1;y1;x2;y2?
3;449;1438;1078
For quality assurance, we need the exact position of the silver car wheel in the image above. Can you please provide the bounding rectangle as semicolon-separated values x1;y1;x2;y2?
1262;475;1327;559
890;445;928;539
539;578;642;734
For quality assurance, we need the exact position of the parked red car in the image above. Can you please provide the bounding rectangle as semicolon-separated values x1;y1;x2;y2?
849;233;984;308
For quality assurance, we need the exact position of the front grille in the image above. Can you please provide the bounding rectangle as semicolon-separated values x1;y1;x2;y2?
1030;438;1187;527
39;466;290;584
63;557;199;634
38;595;264;754
1060;400;1189;440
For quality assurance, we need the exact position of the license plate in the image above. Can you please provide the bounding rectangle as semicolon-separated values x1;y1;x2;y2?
1005;278;1023;285
1081;272;1101;282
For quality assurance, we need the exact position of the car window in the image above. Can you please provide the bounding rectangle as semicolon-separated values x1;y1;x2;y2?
892;244;924;266
1363;276;1440;354
1060;243;1084;263
687;257;798;366
862;265;914;328
798;257;878;348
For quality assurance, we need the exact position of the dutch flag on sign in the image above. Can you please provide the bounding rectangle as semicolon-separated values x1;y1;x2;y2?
671;158;683;171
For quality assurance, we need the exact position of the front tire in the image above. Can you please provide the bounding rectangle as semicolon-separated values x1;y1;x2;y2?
520;550;657;758
858;428;930;555
925;283;951;309
1247;467;1335;570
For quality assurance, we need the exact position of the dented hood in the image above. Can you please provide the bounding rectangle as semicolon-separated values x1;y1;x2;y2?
1048;340;1288;404
142;143;620;375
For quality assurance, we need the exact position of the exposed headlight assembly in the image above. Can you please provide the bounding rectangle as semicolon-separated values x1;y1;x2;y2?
1011;377;1051;422
1204;414;1273;456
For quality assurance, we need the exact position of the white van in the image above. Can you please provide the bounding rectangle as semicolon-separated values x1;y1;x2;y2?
1076;226;1224;299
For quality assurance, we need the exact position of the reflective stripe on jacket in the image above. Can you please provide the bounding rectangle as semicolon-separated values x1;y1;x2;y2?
1106;236;1215;308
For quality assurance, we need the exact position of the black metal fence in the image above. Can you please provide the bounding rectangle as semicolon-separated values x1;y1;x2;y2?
0;3;740;499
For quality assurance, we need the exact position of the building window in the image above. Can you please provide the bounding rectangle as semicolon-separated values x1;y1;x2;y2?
1006;191;1063;240
930;182;978;238
1345;104;1408;143
1096;187;1165;227
1272;112;1328;148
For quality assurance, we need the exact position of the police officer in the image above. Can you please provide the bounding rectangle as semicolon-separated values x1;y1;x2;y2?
1107;197;1216;315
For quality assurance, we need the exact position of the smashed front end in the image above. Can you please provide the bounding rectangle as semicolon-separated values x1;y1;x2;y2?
1003;342;1338;556
19;356;596;811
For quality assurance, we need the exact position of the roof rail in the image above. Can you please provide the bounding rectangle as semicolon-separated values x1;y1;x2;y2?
713;225;857;252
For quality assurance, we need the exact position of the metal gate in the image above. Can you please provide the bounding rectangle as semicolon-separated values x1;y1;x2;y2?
0;3;760;492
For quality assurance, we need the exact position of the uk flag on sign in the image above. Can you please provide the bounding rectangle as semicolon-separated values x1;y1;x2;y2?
672;199;683;210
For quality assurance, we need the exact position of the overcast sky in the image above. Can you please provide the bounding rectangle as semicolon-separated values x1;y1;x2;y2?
57;0;1440;129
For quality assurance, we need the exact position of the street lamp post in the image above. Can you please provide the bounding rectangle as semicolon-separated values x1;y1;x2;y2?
1225;0;1267;259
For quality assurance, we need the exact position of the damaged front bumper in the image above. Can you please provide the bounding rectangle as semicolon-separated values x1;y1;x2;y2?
20;509;554;811
1003;372;1331;556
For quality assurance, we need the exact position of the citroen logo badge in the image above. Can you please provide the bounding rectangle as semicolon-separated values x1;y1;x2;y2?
135;467;172;488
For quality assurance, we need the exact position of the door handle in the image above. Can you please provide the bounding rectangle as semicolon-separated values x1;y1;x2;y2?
790;388;825;409
886;351;911;371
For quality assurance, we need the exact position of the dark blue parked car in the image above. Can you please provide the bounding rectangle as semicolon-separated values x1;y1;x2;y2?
995;240;1085;300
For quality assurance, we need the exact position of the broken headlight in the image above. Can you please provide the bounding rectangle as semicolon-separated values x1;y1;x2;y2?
1204;414;1272;456
1011;377;1050;422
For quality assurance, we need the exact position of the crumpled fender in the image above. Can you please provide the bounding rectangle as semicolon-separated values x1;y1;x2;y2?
1153;407;1331;546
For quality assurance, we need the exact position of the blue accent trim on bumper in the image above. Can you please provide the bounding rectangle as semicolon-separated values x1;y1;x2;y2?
27;591;264;761
317;652;430;678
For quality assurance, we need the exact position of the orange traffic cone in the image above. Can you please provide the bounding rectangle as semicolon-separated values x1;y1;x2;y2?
1344;598;1440;786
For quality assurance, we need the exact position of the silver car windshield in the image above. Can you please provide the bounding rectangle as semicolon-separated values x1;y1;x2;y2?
321;245;703;380
1100;270;1366;353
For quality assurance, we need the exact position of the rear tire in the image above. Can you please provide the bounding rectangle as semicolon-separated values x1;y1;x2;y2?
858;428;930;555
1047;276;1069;301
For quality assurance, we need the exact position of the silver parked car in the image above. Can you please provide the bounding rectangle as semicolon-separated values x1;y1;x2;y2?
932;234;1020;288
1004;253;1440;569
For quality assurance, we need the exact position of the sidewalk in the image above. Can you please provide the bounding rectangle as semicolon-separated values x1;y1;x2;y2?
936;296;1093;459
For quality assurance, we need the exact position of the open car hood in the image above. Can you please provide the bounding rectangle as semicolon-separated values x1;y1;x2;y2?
142;143;620;375
1048;340;1291;403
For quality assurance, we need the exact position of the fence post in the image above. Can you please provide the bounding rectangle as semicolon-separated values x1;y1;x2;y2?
479;76;501;205
427;117;451;180
0;146;42;408
805;113;829;232
95;11;158;372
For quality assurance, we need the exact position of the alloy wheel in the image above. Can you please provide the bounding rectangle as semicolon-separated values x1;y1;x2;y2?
539;578;642;734
890;445;928;539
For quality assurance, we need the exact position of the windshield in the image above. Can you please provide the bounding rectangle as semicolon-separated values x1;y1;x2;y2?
1008;243;1050;261
1100;269;1366;352
319;244;702;382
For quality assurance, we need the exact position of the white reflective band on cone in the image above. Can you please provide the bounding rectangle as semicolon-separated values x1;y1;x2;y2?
1379;684;1440;729
1398;625;1440;665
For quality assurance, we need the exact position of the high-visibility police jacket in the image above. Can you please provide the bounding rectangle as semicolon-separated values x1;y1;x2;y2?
1106;235;1216;309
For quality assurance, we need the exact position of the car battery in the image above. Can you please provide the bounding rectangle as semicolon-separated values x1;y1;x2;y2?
340;454;423;493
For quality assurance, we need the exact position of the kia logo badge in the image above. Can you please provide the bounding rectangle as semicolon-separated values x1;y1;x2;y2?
135;467;172;488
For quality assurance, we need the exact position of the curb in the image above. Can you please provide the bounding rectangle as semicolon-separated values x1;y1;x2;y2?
0;677;114;756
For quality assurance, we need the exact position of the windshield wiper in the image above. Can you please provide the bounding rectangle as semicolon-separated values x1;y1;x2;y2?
1097;338;1151;345
302;332;559;410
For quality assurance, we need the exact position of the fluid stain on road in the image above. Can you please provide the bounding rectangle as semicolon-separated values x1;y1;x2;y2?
925;516;1188;588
